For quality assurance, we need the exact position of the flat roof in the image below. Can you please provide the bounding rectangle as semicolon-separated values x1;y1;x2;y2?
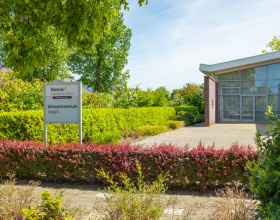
200;51;280;76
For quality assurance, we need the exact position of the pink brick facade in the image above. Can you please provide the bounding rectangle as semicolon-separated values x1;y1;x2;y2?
204;76;218;126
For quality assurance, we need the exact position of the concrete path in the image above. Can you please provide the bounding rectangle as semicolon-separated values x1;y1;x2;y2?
135;123;268;149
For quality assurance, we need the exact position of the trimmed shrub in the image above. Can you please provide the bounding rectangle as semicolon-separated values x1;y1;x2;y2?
137;125;169;136
0;140;257;189
173;106;199;116
165;120;181;130
0;107;175;144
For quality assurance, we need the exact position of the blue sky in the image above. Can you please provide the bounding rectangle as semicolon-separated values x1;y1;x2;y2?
124;0;280;91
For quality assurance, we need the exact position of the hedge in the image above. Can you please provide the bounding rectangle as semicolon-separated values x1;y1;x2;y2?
173;105;203;125
173;106;199;116
0;140;257;190
0;107;175;144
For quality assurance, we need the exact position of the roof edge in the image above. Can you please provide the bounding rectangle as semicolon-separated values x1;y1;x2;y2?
200;51;280;75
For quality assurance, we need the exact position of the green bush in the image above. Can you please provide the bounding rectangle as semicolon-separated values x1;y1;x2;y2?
0;107;175;144
23;191;74;220
247;106;280;219
170;83;204;113
165;120;181;130
173;106;199;116
113;87;170;109
137;125;169;136
0;71;43;112
95;161;169;220
82;92;114;108
173;106;201;125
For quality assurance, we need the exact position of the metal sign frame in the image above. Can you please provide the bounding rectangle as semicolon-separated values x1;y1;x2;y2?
44;82;82;146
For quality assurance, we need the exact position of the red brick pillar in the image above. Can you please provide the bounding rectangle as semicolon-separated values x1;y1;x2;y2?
204;76;218;126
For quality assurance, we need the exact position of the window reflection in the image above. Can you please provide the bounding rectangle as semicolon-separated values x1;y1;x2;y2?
241;66;266;80
218;63;280;122
268;63;280;79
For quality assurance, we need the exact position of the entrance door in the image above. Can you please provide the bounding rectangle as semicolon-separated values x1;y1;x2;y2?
255;96;266;121
241;95;266;122
242;96;253;122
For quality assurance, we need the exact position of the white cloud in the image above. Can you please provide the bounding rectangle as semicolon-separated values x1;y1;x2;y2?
125;0;280;90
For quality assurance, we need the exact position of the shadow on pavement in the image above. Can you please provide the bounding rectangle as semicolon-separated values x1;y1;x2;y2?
255;123;269;135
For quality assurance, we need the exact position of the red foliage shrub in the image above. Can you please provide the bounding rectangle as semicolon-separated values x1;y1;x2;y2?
0;140;257;189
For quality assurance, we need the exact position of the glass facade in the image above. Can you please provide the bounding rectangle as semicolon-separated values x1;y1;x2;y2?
218;63;280;122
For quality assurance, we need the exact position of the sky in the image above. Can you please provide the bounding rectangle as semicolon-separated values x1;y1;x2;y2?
123;0;280;91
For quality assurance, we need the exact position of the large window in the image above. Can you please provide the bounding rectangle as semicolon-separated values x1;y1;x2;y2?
218;63;280;122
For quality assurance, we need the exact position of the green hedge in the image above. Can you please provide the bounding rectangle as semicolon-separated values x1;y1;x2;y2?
0;107;175;144
137;125;169;136
173;106;203;125
173;106;199;115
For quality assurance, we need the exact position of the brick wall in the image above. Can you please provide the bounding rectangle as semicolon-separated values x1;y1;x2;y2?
204;76;218;126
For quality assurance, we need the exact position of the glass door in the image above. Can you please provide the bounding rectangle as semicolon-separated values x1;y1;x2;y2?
242;96;253;121
255;96;266;121
241;95;267;122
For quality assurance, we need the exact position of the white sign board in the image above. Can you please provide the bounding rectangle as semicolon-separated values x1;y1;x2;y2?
44;82;81;123
44;82;82;146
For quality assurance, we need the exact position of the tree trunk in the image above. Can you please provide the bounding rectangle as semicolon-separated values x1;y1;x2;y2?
95;47;102;92
95;59;101;92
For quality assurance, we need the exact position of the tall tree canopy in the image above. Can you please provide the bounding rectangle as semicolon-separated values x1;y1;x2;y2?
68;11;131;93
0;0;147;81
262;35;280;53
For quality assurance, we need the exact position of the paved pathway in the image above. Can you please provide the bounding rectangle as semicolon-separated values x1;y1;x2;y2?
135;123;268;149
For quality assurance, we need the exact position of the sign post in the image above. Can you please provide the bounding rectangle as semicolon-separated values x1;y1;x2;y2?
44;82;82;146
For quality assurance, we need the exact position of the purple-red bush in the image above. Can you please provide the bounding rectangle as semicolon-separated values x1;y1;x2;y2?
0;140;257;189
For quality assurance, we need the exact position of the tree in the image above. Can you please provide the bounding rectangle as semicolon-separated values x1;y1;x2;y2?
262;35;280;53
16;27;70;82
68;11;131;93
170;83;204;113
0;0;147;82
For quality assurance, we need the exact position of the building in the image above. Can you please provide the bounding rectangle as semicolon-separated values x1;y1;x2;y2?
200;51;280;126
55;76;93;94
0;64;7;73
